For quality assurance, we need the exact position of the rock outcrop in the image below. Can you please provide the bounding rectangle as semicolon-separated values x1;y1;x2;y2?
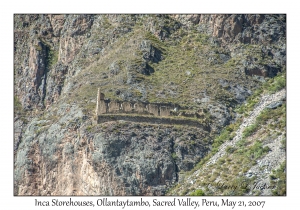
14;103;211;195
14;14;286;196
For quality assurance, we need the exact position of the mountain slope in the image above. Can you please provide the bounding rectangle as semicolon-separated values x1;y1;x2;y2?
14;14;286;195
168;82;286;195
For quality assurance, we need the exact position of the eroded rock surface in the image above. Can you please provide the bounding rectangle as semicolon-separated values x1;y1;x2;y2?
14;14;286;196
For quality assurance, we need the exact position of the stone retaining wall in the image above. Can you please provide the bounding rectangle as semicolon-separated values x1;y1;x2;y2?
97;114;210;131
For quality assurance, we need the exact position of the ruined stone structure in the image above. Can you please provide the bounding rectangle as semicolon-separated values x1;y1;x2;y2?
95;88;174;117
95;88;106;115
148;104;159;116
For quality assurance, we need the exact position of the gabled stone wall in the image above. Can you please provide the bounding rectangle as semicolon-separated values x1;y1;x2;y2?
95;88;176;117
160;106;171;117
122;102;132;112
108;101;121;113
148;104;159;116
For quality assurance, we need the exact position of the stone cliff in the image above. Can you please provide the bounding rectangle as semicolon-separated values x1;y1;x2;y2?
14;14;286;195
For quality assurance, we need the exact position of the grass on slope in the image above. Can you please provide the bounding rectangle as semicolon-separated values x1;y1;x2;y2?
270;162;286;196
167;72;286;196
64;18;270;116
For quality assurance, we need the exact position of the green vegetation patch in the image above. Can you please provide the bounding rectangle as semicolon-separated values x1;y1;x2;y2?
270;162;286;196
14;95;28;123
236;71;285;115
46;47;58;68
14;95;22;114
263;73;286;94
190;189;205;196
242;123;259;138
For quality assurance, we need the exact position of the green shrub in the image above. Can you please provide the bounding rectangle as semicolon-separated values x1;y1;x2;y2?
270;162;286;195
14;95;27;122
47;48;58;68
236;139;247;148
212;130;230;151
171;152;178;160
246;141;270;160
190;189;205;196
226;146;236;154
86;125;93;132
266;75;286;93
14;95;22;111
242;123;259;138
280;138;286;150
256;109;270;124
218;158;226;165
260;72;285;93
232;177;251;195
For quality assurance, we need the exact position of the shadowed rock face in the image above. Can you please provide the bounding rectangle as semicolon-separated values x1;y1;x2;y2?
14;104;211;195
140;40;163;63
14;14;285;196
173;14;285;46
14;14;93;111
245;65;281;78
14;14;285;110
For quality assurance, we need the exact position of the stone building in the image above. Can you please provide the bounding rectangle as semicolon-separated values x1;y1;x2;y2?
95;88;174;117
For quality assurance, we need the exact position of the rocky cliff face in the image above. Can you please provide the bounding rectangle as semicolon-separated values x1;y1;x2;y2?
15;103;211;195
168;88;286;196
14;14;286;195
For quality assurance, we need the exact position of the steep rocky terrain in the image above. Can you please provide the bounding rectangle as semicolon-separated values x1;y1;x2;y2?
14;14;286;195
168;85;286;196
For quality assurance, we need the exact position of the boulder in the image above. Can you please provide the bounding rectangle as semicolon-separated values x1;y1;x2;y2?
266;101;283;109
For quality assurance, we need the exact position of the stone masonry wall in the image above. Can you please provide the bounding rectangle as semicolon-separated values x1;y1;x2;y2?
160;106;171;117
148;104;159;116
97;115;209;131
122;102;132;112
95;90;177;117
